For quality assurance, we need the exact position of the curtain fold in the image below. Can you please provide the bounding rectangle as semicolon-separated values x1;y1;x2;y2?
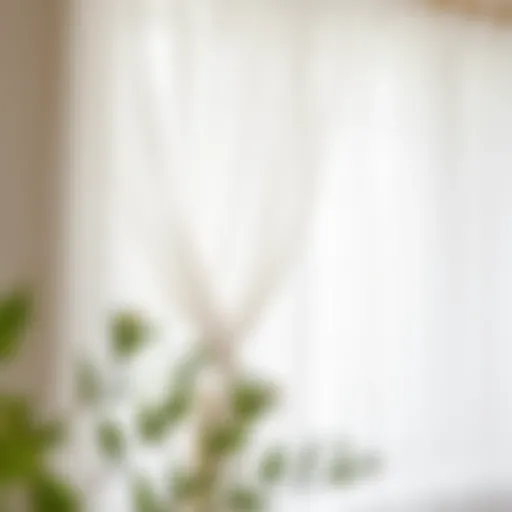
100;0;512;508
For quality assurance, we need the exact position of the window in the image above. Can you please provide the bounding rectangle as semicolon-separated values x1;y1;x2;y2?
70;1;512;509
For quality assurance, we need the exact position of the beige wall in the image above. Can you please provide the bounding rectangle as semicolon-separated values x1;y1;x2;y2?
0;0;66;404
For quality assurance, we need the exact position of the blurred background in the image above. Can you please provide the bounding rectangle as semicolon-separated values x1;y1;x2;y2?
1;0;512;510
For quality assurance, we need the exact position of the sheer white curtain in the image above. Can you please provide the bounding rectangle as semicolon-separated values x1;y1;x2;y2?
97;0;512;509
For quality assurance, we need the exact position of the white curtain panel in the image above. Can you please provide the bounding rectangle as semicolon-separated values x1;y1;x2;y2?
96;0;512;509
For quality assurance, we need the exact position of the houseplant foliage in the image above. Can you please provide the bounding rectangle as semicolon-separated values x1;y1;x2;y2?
0;290;80;512
0;288;381;511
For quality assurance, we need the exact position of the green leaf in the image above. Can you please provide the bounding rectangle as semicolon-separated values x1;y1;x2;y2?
230;379;276;425
97;422;125;461
137;405;170;443
294;443;320;485
0;437;40;483
226;486;263;512
111;311;150;359
0;395;42;482
0;395;48;482
202;422;246;458
76;361;102;406
0;393;32;432
171;470;213;501
0;395;68;489
0;290;32;362
132;476;163;512
258;448;287;484
137;389;191;443
36;420;67;451
31;474;82;512
328;455;357;485
163;389;190;425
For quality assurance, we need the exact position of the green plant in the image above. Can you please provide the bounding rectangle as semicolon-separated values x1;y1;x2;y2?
0;288;382;511
82;320;381;511
0;290;81;512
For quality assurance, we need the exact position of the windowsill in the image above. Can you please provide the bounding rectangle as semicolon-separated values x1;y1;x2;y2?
273;461;512;511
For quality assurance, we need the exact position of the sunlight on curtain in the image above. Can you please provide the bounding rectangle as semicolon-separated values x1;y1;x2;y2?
100;0;512;509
